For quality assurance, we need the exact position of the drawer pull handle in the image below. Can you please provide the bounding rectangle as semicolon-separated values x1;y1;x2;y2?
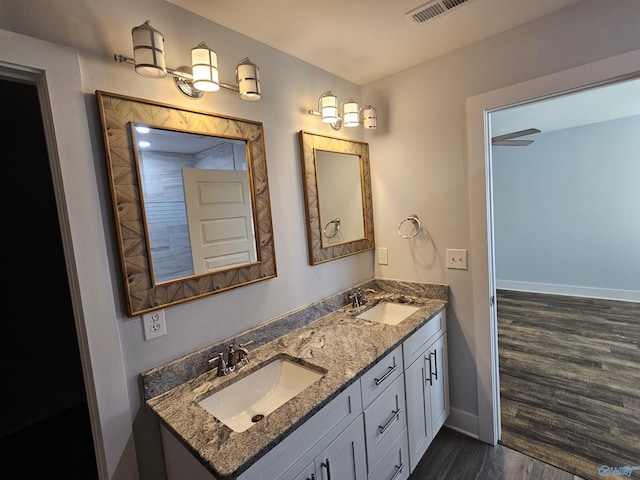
378;408;402;434
390;463;405;480
425;355;433;385
321;459;331;480
374;364;399;385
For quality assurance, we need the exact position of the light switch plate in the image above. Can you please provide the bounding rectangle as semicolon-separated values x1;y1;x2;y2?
378;247;388;265
446;248;468;270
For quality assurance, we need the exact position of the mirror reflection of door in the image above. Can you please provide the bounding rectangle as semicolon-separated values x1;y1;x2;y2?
182;168;257;274
315;150;365;247
133;125;257;283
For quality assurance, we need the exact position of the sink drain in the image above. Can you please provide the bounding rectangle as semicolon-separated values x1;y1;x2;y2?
251;414;265;423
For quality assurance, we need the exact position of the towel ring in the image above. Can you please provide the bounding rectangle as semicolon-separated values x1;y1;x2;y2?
323;218;341;238
397;215;421;239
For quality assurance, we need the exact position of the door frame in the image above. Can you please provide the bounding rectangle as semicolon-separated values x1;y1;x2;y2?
1;29;137;478
466;49;640;445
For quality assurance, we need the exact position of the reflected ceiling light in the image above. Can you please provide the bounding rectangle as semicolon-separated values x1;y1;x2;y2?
114;20;262;101
308;91;377;130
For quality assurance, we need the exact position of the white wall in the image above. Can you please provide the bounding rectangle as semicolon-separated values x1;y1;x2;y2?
2;0;640;478
493;116;640;301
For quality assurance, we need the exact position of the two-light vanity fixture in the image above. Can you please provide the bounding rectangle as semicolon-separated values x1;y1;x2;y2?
113;20;261;101
308;91;377;130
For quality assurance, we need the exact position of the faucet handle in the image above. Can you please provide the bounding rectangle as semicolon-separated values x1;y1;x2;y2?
208;352;229;377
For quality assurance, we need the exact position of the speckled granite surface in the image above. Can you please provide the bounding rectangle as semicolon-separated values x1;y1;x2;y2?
142;279;448;479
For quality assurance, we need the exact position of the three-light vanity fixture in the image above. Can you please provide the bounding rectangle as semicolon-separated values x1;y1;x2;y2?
308;91;377;130
113;20;261;101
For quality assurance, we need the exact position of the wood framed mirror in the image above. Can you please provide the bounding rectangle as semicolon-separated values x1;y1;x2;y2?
299;131;375;265
96;91;276;316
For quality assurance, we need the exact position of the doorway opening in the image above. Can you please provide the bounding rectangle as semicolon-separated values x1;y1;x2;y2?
466;48;640;458
487;77;640;478
0;78;99;478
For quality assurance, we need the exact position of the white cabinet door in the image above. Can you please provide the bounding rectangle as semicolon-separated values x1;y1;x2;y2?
314;415;367;480
404;352;433;472
429;333;449;434
404;332;449;473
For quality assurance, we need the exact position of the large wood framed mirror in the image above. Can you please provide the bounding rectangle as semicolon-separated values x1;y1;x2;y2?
96;91;276;316
299;131;375;265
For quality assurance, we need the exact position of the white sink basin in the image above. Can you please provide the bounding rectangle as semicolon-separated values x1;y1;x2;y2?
198;357;324;432
356;301;420;325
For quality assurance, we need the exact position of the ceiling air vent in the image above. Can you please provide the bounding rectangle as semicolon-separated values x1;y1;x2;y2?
406;0;471;23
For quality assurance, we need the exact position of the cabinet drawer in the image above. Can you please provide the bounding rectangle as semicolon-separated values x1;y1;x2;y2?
402;310;445;367
363;375;406;469
360;345;403;409
368;428;410;480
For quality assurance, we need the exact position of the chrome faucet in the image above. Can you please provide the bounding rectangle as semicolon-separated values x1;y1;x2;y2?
349;288;376;307
226;341;254;372
361;288;375;304
208;341;254;377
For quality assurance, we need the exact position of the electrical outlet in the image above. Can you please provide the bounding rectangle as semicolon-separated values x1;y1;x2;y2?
378;247;388;265
143;309;167;340
446;248;468;270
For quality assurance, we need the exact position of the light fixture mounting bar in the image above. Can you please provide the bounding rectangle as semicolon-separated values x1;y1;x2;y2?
113;53;240;92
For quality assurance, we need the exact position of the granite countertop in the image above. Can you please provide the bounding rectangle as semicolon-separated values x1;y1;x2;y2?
146;291;447;479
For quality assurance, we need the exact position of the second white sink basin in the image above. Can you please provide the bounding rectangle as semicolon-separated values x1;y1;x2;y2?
198;356;325;433
356;301;420;325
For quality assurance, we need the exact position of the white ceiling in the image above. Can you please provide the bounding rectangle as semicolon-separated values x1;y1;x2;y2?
167;0;582;85
167;0;640;135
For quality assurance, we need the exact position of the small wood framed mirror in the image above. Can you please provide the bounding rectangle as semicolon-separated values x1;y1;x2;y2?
299;131;375;265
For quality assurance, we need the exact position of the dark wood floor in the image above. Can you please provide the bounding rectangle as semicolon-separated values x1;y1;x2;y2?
409;427;583;479
497;290;640;480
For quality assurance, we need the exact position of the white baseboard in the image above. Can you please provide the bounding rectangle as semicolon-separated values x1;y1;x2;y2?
444;408;480;439
496;280;640;303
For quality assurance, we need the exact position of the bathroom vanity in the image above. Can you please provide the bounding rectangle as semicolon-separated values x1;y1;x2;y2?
142;281;449;480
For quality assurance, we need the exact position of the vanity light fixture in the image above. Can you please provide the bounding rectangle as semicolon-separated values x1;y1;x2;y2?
308;91;377;130
114;20;261;101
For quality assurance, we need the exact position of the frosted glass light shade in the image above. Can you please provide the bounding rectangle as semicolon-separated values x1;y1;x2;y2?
343;99;360;127
236;58;261;101
132;20;167;78
191;42;220;92
361;105;377;129
320;92;338;123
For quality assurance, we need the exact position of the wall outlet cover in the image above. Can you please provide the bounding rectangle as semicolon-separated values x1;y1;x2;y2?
143;310;167;340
